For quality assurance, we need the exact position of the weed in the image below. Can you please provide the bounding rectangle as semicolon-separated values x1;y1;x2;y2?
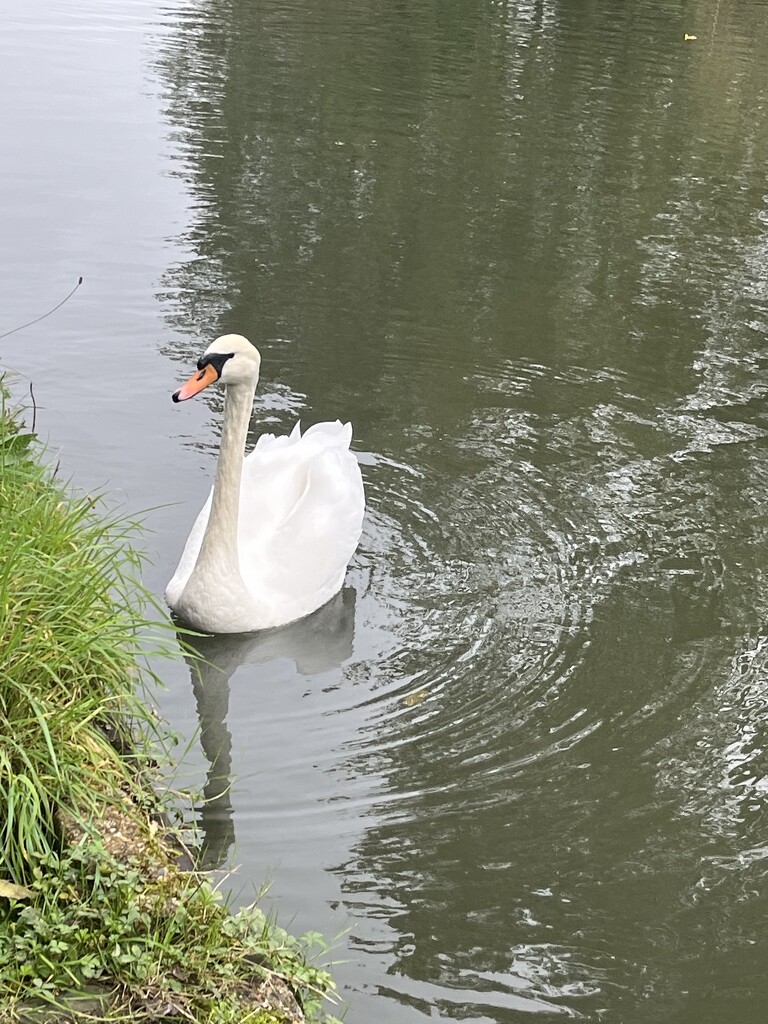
0;383;169;886
0;845;339;1022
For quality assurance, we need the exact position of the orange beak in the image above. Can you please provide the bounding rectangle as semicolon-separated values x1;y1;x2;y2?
172;363;219;403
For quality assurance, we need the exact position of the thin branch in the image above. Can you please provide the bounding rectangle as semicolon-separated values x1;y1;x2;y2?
0;277;84;341
28;380;37;433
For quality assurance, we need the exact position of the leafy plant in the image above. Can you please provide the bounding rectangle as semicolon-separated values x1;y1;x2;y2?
0;845;340;1022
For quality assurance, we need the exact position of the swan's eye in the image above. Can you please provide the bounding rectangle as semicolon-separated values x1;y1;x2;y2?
196;352;236;377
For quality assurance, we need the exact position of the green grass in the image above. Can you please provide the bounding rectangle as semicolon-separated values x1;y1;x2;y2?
0;386;340;1023
1;846;340;1023
0;388;166;886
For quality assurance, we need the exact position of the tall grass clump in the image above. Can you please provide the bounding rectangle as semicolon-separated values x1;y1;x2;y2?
0;387;165;885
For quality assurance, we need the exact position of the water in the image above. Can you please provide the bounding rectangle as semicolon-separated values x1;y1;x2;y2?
3;0;768;1020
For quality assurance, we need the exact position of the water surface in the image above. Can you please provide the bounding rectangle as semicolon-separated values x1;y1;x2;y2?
4;0;768;1021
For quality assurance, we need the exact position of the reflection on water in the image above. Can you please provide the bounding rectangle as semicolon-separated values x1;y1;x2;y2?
5;0;768;1019
149;0;768;1020
182;589;356;868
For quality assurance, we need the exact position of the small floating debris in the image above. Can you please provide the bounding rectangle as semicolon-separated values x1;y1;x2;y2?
402;689;429;706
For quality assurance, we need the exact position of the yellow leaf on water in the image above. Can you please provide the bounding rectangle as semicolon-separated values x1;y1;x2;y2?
0;880;34;901
402;689;429;707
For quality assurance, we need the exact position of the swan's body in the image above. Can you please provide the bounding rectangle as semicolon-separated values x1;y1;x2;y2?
165;334;365;634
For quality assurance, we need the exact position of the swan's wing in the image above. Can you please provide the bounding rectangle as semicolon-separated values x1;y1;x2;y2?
237;421;365;622
166;424;307;608
166;421;365;627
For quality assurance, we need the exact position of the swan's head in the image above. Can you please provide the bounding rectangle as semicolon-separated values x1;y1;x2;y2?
172;334;261;402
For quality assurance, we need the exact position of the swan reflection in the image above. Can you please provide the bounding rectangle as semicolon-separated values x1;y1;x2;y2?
180;587;357;868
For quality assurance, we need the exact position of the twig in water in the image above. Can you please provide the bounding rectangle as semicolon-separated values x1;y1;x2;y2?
0;276;84;341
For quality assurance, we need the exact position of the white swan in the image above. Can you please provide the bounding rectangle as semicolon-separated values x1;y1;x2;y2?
165;334;365;634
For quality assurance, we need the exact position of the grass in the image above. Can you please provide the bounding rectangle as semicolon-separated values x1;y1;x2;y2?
0;386;165;886
1;846;339;1023
0;384;340;1023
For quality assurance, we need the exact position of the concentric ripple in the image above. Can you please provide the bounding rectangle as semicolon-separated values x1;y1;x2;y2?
140;0;768;1020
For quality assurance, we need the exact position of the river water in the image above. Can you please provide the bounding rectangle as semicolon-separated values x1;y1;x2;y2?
4;0;768;1021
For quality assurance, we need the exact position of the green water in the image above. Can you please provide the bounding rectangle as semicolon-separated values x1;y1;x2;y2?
4;0;768;1020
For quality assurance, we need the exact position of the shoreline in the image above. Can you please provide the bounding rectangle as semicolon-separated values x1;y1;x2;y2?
0;386;339;1024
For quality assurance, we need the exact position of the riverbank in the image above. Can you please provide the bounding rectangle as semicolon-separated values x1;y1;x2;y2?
0;387;339;1023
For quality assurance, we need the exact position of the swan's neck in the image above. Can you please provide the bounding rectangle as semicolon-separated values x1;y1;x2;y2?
197;382;255;572
175;380;262;633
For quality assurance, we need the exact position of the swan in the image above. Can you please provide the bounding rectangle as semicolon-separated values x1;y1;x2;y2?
165;334;365;634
